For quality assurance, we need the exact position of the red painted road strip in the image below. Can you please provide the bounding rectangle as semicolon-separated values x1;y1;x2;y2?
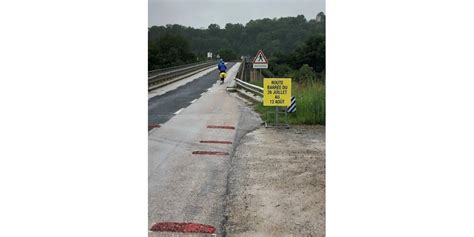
149;124;161;129
150;222;216;234
192;151;229;155
207;125;235;130
200;140;233;144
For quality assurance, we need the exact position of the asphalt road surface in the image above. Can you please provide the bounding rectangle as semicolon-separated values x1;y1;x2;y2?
148;62;261;236
148;62;236;130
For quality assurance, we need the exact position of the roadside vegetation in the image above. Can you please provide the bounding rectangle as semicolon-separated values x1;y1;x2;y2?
250;34;325;125
253;81;325;125
251;75;325;125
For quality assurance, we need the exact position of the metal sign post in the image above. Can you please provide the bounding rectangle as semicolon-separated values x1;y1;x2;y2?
275;107;279;125
263;78;292;129
265;106;289;128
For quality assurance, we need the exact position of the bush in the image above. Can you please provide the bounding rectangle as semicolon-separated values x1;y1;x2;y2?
271;63;292;77
293;64;317;84
261;69;275;78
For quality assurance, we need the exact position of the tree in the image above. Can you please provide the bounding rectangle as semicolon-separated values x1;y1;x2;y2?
271;63;292;77
148;14;325;69
267;35;325;83
208;24;221;36
148;41;160;70
294;34;325;73
316;12;326;23
148;33;196;69
217;49;238;61
293;64;317;84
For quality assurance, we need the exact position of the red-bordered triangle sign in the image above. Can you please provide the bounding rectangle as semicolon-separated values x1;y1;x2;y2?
253;50;268;64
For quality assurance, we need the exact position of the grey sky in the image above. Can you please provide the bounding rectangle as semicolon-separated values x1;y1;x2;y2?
149;0;325;28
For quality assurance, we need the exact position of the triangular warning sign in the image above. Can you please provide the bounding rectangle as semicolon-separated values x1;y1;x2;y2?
253;50;268;64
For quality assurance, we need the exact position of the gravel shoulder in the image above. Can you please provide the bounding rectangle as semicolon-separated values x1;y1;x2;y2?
225;125;325;237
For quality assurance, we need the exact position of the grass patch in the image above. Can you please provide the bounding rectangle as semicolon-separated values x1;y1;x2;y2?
254;81;325;125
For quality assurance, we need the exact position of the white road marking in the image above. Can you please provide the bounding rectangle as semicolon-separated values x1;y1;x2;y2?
190;99;198;104
174;108;184;115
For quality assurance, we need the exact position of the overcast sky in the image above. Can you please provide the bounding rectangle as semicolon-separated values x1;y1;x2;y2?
149;0;325;28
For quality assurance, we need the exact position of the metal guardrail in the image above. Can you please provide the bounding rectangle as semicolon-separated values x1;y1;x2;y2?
148;61;213;78
148;61;214;80
148;62;215;90
234;58;263;96
235;78;263;96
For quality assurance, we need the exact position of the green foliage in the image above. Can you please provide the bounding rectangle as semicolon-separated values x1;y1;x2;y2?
251;34;326;125
148;33;197;70
261;69;275;78
255;82;325;125
148;41;160;69
271;63;292;77
294;34;325;73
292;81;325;125
207;24;221;36
148;12;325;59
249;77;263;87
316;12;326;22
293;64;317;84
270;34;325;74
217;48;238;61
267;33;325;83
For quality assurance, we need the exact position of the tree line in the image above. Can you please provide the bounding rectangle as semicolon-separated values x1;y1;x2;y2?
148;12;325;72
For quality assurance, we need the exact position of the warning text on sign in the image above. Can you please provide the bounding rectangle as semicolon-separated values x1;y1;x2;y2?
263;78;292;106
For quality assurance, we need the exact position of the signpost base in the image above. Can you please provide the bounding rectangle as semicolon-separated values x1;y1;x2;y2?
264;107;289;129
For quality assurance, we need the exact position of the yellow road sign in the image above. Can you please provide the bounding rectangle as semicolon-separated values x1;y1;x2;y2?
263;78;292;106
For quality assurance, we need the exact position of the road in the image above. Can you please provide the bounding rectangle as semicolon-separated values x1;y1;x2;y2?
148;63;236;130
148;62;261;236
